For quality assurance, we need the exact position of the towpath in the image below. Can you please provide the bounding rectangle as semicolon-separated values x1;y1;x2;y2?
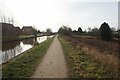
32;35;68;78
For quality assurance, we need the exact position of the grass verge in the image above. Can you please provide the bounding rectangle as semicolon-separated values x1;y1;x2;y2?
59;36;117;78
2;37;54;78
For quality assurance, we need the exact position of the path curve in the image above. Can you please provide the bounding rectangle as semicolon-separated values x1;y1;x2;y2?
32;35;68;78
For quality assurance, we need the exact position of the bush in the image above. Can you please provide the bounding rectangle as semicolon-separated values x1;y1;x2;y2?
99;22;112;41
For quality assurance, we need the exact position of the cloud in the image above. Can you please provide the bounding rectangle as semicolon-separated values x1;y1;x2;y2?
0;0;118;32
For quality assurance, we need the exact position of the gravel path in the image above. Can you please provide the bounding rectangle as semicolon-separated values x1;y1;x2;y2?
32;35;68;78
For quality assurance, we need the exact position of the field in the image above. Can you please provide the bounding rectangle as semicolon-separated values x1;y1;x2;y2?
59;35;118;78
71;35;119;56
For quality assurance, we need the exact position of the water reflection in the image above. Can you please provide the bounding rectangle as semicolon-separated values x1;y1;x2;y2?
2;36;48;64
22;38;35;45
2;41;20;51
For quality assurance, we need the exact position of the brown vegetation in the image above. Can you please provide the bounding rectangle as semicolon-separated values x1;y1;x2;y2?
62;35;118;77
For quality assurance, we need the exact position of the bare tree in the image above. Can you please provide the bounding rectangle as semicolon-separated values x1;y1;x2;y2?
0;15;1;22
0;15;7;23
87;27;91;32
0;15;14;24
0;16;4;23
8;17;11;24
3;16;6;23
46;28;52;33
11;17;14;25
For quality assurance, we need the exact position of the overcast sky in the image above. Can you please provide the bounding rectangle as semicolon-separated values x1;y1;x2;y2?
0;0;119;32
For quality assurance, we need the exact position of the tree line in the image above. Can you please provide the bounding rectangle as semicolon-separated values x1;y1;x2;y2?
58;22;119;41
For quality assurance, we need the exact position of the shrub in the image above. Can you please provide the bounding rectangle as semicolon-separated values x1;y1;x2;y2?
99;22;112;41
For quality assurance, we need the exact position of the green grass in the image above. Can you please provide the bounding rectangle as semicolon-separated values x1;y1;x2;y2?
59;36;116;78
2;37;54;78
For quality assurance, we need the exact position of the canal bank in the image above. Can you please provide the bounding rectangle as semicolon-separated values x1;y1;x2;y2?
2;37;54;78
2;34;51;43
2;35;54;64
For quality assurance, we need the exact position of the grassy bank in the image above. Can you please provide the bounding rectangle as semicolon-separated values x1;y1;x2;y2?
18;35;34;39
59;36;118;78
3;35;34;42
2;37;54;78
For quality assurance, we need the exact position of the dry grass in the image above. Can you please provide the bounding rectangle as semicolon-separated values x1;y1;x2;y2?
77;37;119;57
62;35;119;77
81;46;118;76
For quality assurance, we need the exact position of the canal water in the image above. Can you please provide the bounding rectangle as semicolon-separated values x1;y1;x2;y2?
0;36;53;64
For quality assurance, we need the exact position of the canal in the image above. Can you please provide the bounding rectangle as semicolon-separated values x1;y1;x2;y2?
0;36;53;64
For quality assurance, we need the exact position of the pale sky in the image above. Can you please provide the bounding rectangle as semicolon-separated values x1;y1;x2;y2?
0;0;119;32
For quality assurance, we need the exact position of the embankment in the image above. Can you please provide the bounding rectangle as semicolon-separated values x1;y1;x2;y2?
2;37;54;78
